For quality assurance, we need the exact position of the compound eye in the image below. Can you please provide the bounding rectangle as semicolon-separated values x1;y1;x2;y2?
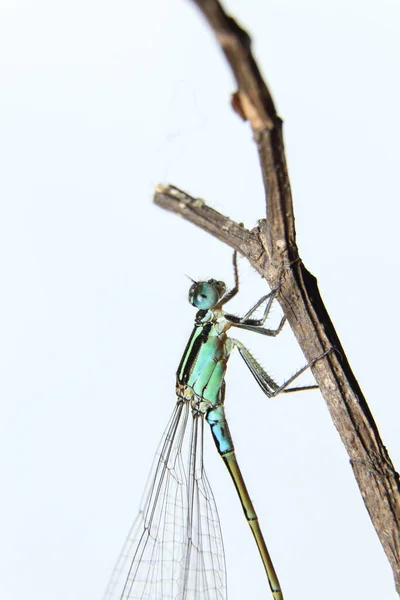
189;282;219;309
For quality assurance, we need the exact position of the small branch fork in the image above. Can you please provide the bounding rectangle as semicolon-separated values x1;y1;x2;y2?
153;0;400;592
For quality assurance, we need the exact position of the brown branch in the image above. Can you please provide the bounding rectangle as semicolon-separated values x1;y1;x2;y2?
153;0;400;593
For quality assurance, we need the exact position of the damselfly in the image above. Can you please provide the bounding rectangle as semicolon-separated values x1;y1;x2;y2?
103;253;328;600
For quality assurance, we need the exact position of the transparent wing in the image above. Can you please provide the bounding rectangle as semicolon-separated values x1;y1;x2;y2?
179;414;226;599
103;399;227;600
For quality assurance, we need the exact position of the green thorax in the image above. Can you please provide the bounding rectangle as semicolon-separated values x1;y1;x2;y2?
176;309;233;406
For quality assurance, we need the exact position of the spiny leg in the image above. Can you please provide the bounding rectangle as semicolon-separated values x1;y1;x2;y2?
233;339;278;397
234;338;331;397
225;286;287;336
240;289;278;323
271;348;332;396
220;250;239;306
221;255;286;337
226;313;286;337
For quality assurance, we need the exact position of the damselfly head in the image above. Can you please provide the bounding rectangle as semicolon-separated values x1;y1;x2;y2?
188;279;226;310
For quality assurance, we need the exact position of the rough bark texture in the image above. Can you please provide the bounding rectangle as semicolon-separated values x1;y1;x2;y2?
153;0;400;593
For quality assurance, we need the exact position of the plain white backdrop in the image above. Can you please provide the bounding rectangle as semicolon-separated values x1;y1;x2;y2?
0;1;399;599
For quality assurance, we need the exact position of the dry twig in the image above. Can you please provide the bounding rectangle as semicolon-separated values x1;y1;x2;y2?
153;0;400;593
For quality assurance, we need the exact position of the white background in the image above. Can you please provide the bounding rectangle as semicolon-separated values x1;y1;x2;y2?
0;1;399;599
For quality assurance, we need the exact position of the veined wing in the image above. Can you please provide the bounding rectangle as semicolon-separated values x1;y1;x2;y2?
179;413;226;599
103;399;227;600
